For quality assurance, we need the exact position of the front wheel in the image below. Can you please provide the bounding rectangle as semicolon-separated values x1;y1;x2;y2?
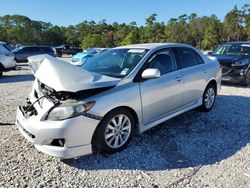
93;108;135;154
200;84;216;112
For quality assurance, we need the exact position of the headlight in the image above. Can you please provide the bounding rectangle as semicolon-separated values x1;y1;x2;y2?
232;59;249;66
47;101;95;121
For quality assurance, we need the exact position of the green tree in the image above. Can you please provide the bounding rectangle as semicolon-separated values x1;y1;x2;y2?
202;16;222;50
65;25;80;46
142;14;165;43
121;30;140;45
165;15;189;43
223;6;243;41
242;4;250;40
81;34;104;49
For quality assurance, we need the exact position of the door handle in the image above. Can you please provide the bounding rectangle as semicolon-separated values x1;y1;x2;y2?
175;76;182;82
203;68;207;73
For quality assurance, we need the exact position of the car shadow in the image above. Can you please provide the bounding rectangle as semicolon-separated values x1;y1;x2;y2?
63;95;250;171
0;73;34;84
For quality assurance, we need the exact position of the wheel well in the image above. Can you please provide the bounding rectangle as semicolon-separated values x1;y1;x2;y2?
91;106;140;149
207;79;217;95
104;106;139;132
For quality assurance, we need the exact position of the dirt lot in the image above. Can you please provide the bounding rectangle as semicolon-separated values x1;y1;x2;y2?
0;66;250;187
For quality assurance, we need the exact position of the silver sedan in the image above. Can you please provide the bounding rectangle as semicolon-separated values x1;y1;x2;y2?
16;43;221;158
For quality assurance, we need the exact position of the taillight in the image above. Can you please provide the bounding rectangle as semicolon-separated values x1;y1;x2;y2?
5;53;14;57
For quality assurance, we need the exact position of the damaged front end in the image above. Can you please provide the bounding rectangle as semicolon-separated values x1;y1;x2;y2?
23;55;119;121
221;60;250;84
15;54;117;158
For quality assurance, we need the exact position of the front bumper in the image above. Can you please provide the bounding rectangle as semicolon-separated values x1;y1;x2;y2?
221;65;249;83
16;105;100;158
222;74;247;83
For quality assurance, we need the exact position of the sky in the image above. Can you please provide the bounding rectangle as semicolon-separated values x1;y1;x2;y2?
0;0;249;26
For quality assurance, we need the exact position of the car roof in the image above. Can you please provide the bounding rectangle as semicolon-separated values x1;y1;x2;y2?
115;43;194;50
225;41;250;45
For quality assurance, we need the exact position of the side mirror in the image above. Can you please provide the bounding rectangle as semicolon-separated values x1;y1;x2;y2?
207;51;212;56
141;68;161;79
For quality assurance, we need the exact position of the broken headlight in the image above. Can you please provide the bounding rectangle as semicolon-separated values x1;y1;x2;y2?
47;101;95;121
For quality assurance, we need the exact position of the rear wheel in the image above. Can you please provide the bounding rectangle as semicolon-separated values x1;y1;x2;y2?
93;108;135;153
200;84;216;112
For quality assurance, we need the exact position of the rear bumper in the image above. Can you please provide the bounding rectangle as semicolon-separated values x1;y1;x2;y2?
15;106;100;158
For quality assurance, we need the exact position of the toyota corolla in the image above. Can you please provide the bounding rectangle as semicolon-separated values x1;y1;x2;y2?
16;43;221;158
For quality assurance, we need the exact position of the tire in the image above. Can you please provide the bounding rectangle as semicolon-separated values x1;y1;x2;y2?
242;76;250;86
93;108;136;154
200;84;216;112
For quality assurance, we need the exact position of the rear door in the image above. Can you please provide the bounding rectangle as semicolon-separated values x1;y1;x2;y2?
139;48;184;125
174;47;208;106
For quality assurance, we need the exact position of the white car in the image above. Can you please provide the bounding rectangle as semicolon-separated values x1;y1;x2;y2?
16;43;221;158
0;43;16;77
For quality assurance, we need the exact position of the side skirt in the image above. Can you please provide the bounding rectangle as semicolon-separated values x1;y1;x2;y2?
139;98;202;133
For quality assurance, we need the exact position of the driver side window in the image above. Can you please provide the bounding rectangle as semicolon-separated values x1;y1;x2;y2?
145;48;177;75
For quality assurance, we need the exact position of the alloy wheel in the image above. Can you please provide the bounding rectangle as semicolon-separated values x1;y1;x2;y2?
104;114;132;149
204;87;215;109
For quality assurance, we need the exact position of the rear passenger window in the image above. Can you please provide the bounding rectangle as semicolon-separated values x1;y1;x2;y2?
145;48;177;75
175;47;203;68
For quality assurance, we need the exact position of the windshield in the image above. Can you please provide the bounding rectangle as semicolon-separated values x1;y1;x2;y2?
213;44;250;56
81;48;148;78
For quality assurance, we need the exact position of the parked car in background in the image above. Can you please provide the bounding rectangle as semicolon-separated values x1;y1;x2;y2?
55;44;82;57
13;46;55;63
0;41;12;51
0;43;16;77
208;42;250;86
16;43;221;158
71;48;109;66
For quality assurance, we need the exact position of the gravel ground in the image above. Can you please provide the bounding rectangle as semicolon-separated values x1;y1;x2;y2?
0;67;250;188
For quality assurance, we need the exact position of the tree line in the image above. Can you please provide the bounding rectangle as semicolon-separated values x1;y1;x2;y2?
0;5;249;50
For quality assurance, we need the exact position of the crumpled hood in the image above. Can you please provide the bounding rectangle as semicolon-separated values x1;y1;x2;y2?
28;55;121;92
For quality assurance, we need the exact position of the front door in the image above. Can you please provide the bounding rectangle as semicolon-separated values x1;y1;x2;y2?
139;48;184;125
